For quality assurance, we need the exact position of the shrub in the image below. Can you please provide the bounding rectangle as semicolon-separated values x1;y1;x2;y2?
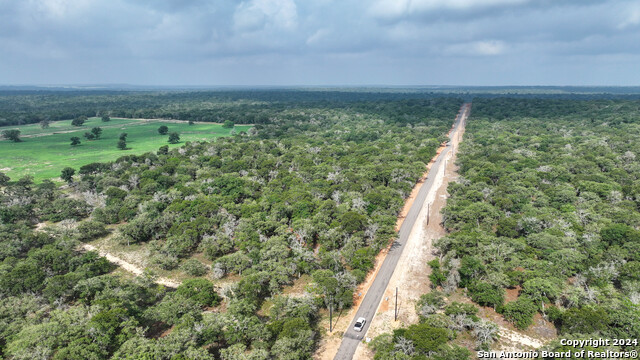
180;259;208;277
468;281;504;309
176;278;221;307
501;296;538;330
76;221;109;242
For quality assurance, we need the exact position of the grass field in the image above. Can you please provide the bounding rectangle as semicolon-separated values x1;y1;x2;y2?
0;117;252;181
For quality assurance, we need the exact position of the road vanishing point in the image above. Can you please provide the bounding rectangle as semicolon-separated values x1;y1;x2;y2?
333;103;471;360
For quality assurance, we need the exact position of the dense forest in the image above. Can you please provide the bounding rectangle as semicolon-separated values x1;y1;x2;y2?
393;98;639;358
0;90;462;127
0;95;461;359
368;98;640;359
4;88;639;128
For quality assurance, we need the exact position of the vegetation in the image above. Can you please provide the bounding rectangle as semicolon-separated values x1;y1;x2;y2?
0;92;460;359
2;129;21;142
0;117;251;181
432;98;640;353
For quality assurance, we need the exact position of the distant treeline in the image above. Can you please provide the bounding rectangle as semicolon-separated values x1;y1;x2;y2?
0;90;462;127
4;89;640;128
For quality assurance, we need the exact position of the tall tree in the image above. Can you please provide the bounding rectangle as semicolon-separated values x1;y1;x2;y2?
158;125;169;135
60;167;75;183
91;127;103;139
70;136;81;146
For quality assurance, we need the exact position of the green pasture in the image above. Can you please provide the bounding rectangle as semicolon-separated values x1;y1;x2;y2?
0;118;251;181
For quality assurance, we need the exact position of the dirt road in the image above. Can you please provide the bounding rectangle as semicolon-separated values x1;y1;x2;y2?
81;244;180;288
333;103;470;360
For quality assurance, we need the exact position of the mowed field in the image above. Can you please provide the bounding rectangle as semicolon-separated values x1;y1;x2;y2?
0;117;252;181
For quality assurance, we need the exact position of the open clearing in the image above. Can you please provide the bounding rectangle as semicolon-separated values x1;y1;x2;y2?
0;117;252;181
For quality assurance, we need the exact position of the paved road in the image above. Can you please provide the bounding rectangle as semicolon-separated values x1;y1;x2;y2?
333;103;470;360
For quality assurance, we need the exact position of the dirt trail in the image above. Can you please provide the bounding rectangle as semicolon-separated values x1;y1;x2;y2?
314;109;467;360
350;106;468;359
81;244;180;288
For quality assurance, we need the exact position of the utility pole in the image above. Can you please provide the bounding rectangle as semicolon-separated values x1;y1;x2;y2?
395;287;398;321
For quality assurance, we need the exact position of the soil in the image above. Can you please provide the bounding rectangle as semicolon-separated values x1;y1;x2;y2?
315;111;468;360
81;243;181;288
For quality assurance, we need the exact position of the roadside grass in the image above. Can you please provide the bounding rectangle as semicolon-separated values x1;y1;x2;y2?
0;117;251;181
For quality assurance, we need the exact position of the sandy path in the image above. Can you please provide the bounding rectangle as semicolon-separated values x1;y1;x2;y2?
351;105;468;359
81;244;180;288
315;106;468;360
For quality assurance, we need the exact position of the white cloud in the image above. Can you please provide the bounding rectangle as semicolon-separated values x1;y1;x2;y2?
618;4;640;29
444;40;507;56
369;0;529;20
233;0;298;32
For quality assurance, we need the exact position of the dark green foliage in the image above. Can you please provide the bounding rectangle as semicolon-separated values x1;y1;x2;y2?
175;278;221;307
437;98;640;340
0;92;463;358
0;172;9;186
180;259;208;276
168;132;180;144
600;224;640;246
1;129;21;142
76;220;109;242
117;139;127;150
397;323;449;354
468;282;504;309
60;167;75;183
501;296;538;330
559;306;610;334
222;120;234;128
119;132;127;141
71;116;87;126
70;136;81;146
158;125;168;135
91;127;103;139
428;259;447;287
444;302;479;318
102;115;110;122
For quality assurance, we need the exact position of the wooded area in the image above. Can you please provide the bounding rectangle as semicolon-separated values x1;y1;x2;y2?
0;93;460;359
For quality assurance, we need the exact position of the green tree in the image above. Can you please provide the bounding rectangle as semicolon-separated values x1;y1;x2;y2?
101;115;110;122
91;127;103;139
0;172;10;186
70;136;81;146
71;116;87;126
168;132;180;144
223;120;235;128
117;140;127;150
175;279;221;307
60;167;75;183
1;129;21;142
119;132;128;141
501;296;538;330
158;125;169;135
40;119;50;129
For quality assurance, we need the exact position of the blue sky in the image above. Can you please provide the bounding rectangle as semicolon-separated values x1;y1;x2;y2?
1;0;639;86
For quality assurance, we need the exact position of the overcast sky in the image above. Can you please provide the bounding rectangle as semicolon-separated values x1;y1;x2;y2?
1;0;639;86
